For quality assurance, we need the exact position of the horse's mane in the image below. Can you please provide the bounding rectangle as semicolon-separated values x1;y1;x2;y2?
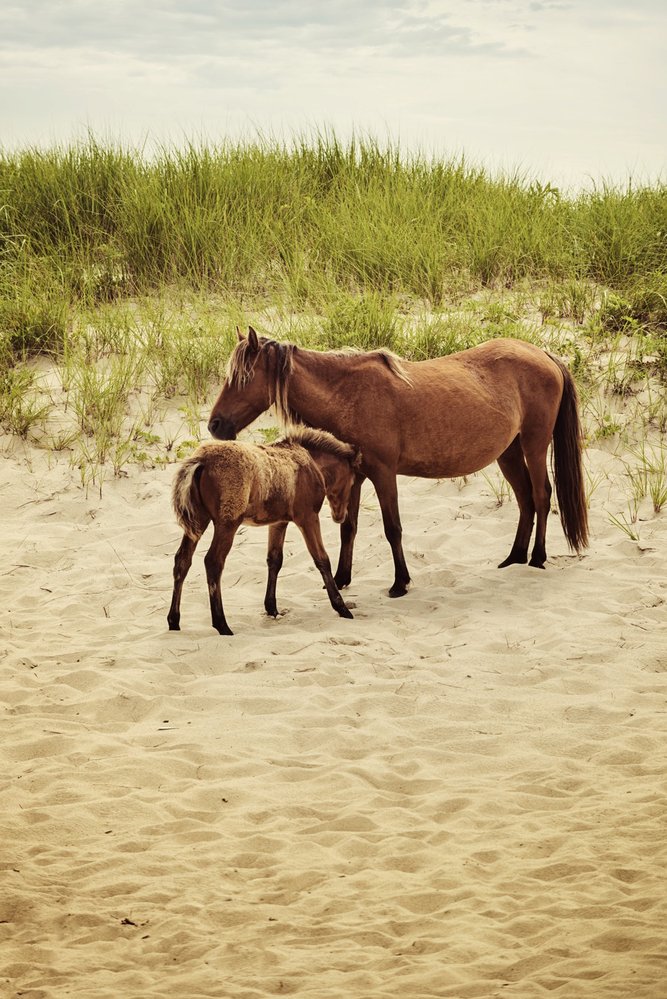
331;345;412;385
225;337;299;425
279;427;358;461
225;335;411;427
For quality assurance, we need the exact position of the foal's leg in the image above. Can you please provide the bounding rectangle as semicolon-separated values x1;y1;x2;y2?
296;514;353;619
167;533;201;630
204;520;241;635
497;436;535;568
334;473;364;589
264;521;288;618
369;468;410;598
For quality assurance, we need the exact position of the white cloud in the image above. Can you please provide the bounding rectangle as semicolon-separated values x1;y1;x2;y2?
0;0;665;189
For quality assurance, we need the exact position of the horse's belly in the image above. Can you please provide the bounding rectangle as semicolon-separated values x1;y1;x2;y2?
398;428;518;478
399;455;497;478
393;376;522;478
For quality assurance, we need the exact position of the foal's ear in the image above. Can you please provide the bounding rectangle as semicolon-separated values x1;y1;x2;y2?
247;326;260;352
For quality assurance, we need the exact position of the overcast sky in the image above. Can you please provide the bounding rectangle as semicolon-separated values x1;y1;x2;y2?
2;0;665;190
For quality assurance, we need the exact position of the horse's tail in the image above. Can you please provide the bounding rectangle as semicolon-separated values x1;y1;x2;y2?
548;354;589;553
172;452;208;540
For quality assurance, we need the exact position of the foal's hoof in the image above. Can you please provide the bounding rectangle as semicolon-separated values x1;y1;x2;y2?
388;582;409;598
338;606;354;619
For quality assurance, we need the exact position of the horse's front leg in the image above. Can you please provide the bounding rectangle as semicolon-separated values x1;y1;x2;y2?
296;515;353;619
264;521;288;618
334;472;364;589
167;533;200;630
370;468;410;598
204;521;240;635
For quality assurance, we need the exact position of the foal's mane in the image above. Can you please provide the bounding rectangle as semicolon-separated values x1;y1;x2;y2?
226;335;411;427
280;427;358;461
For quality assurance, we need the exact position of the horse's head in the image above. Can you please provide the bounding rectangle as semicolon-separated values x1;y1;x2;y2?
208;326;273;440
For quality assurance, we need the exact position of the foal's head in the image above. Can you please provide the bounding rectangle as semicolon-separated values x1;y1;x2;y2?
321;450;360;523
289;429;362;524
208;326;295;439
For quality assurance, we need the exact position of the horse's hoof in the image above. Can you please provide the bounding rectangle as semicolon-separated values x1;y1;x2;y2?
529;560;546;569
388;584;409;598
338;607;354;619
334;573;351;589
498;550;528;568
167;621;180;631
216;625;234;635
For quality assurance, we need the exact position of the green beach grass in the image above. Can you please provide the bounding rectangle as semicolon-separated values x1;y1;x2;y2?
1;134;665;496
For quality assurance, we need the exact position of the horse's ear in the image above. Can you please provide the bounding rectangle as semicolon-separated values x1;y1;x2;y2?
352;447;363;471
236;325;244;342
247;326;259;352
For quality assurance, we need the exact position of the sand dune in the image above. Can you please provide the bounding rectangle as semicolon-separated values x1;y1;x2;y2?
2;430;666;998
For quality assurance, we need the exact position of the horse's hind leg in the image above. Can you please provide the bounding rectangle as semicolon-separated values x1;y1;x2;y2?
522;438;553;569
168;533;201;630
264;521;288;618
204;521;240;635
497;436;535;568
334;473;364;589
527;467;553;568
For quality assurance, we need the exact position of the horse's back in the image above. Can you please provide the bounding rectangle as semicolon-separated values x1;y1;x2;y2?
402;337;564;421
408;337;560;385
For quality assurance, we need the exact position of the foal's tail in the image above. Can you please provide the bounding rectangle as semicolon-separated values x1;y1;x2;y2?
172;453;208;540
549;354;589;553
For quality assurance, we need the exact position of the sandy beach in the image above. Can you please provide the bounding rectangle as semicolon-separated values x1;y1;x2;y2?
2;418;666;997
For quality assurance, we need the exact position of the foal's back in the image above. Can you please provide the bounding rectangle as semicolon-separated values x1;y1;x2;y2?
194;440;321;527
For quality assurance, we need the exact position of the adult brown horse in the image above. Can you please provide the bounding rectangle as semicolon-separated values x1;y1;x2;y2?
208;327;588;597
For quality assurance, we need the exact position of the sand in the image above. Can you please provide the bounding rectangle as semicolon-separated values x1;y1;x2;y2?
1;421;666;998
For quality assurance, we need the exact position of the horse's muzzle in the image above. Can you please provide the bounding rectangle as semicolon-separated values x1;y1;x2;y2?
208;416;237;440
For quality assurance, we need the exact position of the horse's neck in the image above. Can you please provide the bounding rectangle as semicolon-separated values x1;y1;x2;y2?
288;351;352;436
